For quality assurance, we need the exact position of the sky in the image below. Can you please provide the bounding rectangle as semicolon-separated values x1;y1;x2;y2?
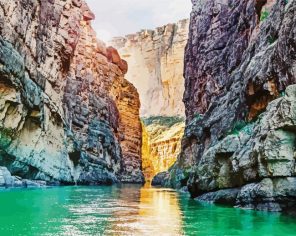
85;0;192;42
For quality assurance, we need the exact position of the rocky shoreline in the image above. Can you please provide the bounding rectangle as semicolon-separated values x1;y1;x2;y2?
0;166;49;188
156;0;296;215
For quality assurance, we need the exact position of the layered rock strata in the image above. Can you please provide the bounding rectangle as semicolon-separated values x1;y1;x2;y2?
110;19;189;117
165;0;296;213
141;117;184;181
0;0;143;185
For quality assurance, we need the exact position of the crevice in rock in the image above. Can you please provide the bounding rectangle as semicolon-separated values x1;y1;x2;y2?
255;0;268;22
69;151;81;167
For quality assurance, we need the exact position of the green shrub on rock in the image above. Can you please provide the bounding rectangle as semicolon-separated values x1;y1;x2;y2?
260;10;269;22
142;116;184;128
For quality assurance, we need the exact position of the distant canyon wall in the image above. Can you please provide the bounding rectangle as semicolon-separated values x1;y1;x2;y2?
0;0;144;186
110;19;189;117
142;118;184;181
110;20;189;179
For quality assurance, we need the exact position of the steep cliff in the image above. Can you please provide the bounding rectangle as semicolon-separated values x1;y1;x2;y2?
165;0;296;213
110;19;189;117
0;0;143;186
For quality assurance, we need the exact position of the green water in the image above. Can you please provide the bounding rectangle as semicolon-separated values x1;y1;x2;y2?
0;185;295;236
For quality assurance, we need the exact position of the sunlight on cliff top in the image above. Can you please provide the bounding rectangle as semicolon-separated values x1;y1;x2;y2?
85;0;191;41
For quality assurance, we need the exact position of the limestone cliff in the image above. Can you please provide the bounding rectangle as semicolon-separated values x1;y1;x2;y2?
0;0;143;185
110;19;189;117
141;117;184;181
164;0;296;213
142;123;154;180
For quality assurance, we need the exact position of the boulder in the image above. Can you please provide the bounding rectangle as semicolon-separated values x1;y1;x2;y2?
152;171;169;186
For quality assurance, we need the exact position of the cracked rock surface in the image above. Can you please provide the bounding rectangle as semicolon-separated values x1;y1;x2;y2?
164;0;296;213
0;0;144;185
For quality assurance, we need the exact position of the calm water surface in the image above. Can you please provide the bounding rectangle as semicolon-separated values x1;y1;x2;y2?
0;185;295;236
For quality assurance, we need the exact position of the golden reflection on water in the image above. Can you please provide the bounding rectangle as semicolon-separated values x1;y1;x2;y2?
109;184;183;236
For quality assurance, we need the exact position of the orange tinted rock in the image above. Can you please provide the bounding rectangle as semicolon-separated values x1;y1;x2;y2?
81;2;95;21
65;11;144;184
118;59;128;74
106;46;122;64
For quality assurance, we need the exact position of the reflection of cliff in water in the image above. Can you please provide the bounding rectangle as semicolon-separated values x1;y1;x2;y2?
109;184;183;235
138;185;183;235
107;184;142;235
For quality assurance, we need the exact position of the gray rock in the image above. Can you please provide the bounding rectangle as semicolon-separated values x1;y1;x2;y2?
167;0;296;214
0;0;144;186
13;176;24;188
152;171;169;186
23;180;46;188
179;186;189;193
0;167;14;187
236;178;296;213
194;177;296;214
196;188;240;206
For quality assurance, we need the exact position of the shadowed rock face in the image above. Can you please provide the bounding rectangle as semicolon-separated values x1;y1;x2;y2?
165;0;296;213
0;0;143;184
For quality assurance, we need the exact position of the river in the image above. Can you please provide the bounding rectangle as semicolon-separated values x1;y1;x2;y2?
0;185;295;235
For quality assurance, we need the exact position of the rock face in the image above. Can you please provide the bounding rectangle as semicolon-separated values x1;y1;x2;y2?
166;0;296;213
0;0;143;185
110;19;189;117
115;78;144;183
141;117;184;181
0;166;47;188
193;85;296;213
151;171;169;187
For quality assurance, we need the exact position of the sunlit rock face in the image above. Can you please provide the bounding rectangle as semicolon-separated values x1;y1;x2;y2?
166;0;296;212
110;20;188;180
141;123;155;180
115;79;144;183
110;19;189;117
141;117;184;181
0;0;143;184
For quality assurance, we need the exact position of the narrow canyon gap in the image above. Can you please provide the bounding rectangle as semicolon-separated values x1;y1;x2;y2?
110;19;189;181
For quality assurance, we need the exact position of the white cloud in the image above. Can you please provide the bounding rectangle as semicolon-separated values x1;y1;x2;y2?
85;0;191;42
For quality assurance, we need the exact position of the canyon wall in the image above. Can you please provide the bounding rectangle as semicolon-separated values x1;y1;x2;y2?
0;0;143;186
110;19;189;117
163;0;296;213
141;117;184;181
